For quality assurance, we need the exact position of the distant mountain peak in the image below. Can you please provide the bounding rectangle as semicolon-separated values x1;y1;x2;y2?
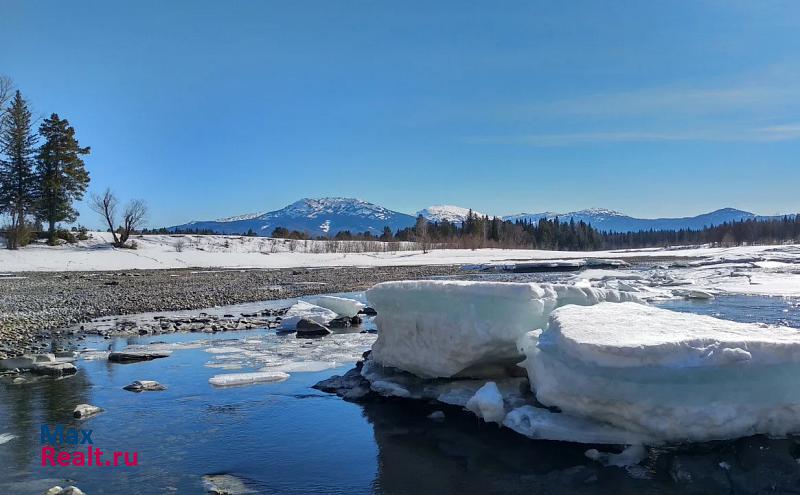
215;212;264;222
417;205;486;223
171;197;415;236
570;208;625;217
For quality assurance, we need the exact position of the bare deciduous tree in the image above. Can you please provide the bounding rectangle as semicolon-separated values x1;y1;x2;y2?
0;75;13;112
89;188;148;247
89;188;120;246
120;199;147;245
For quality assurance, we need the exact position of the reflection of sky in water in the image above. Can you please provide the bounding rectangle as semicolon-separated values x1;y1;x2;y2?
1;289;798;494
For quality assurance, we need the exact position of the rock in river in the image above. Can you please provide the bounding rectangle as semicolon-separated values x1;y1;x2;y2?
123;380;166;392
295;318;331;337
73;403;103;419
109;350;172;363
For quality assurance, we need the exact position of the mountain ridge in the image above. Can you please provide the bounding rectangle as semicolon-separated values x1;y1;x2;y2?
171;198;793;236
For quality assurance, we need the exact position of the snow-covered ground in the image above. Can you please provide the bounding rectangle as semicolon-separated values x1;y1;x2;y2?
2;231;800;275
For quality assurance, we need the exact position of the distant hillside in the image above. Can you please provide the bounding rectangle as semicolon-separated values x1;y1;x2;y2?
170;197;416;237
501;207;786;233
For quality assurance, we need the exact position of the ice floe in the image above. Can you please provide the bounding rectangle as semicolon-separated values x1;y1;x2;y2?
366;280;639;378
465;382;506;425
279;301;338;330
519;302;800;442
307;295;365;317
208;371;290;387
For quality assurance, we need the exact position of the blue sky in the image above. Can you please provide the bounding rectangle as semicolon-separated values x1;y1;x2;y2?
2;1;799;228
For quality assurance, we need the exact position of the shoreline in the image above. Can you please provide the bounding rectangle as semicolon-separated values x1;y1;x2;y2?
0;265;464;358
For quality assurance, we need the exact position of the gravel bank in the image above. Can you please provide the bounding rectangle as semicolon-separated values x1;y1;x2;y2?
0;265;463;357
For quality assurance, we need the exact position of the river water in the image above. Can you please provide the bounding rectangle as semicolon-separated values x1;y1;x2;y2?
1;291;799;494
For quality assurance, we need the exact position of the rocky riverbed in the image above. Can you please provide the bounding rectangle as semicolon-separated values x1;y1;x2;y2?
0;265;462;358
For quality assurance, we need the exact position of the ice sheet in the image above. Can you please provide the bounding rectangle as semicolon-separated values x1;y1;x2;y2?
308;295;365;317
208;371;290;387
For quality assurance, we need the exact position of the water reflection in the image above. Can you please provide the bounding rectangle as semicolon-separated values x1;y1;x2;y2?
1;371;92;475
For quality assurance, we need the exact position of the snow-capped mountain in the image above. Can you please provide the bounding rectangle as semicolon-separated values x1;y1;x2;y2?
172;199;789;237
171;197;416;237
502;207;769;233
417;205;487;224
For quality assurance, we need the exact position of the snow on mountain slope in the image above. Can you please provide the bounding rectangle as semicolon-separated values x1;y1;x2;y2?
175;197;792;236
173;197;416;237
417;205;486;224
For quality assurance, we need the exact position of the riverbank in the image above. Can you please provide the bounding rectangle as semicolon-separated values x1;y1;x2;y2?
0;265;462;358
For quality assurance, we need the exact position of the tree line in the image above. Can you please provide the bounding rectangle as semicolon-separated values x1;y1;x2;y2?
602;215;800;249
265;210;800;251
0;77;90;248
264;211;604;250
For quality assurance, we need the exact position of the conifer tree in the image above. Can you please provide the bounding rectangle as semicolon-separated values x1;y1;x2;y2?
36;114;90;244
0;91;38;249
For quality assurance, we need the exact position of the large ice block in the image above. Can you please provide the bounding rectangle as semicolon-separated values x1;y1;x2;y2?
366;280;638;378
520;302;800;442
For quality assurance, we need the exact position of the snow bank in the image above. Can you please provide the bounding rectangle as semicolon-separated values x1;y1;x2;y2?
520;302;800;442
366;280;639;378
208;371;290;387
279;301;337;330
308;295;365;317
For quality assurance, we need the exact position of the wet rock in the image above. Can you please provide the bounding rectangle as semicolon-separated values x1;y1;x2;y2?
109;350;172;363
313;367;371;401
359;307;378;316
669;455;731;493
123;380;166;392
202;473;256;494
728;436;800;493
43;487;85;495
328;316;352;328
33;362;77;376
73;403;103;419
295;318;331;337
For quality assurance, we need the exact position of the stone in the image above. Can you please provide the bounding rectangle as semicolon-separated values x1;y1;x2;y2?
295;318;331;337
123;380;166;392
43;487;85;495
328;316;352;328
33;362;77;376
202;473;255;494
109;350;171;363
73;403;103;419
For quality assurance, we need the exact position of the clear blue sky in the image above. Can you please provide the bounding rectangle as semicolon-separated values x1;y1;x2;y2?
2;0;799;228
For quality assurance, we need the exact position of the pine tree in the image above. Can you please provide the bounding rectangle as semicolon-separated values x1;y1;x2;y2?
0;91;38;249
36;114;90;244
